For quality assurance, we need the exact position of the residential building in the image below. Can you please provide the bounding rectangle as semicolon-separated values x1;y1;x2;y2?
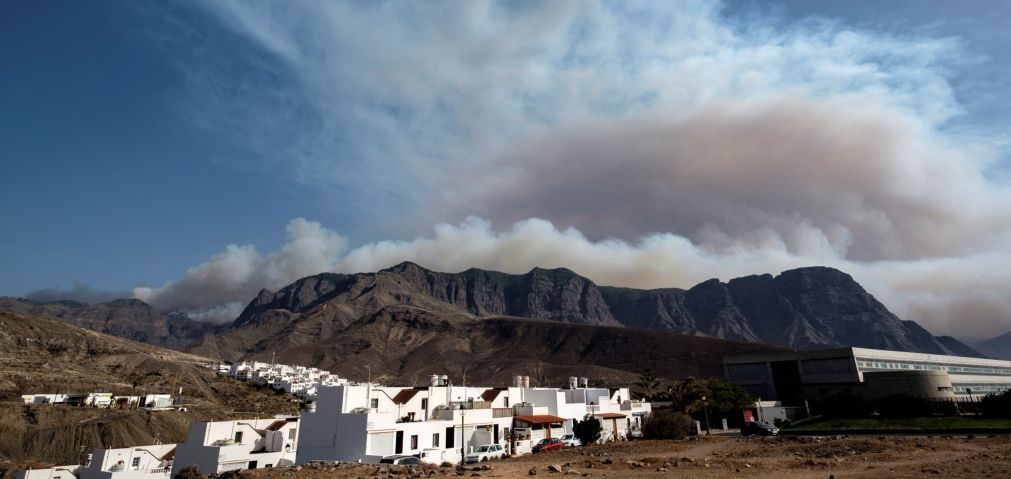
16;465;79;479
170;418;299;476
296;375;651;464
78;444;176;479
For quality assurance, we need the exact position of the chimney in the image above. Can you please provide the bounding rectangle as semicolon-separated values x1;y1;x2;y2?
568;377;578;389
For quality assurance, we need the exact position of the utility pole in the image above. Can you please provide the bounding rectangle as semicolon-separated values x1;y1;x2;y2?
460;376;467;467
701;395;711;435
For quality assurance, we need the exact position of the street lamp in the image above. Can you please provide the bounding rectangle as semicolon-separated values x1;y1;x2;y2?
701;395;711;436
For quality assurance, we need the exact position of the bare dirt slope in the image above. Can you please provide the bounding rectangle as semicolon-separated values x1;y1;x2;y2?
0;312;298;468
243;436;1011;479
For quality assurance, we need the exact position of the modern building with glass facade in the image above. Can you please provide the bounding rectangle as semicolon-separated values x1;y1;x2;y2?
724;347;1011;403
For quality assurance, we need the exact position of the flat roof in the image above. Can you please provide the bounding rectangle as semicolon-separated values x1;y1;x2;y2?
724;347;1011;369
594;412;626;419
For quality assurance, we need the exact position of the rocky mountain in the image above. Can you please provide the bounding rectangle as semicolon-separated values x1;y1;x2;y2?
193;305;780;385
972;332;1011;360
217;262;978;357
0;297;218;348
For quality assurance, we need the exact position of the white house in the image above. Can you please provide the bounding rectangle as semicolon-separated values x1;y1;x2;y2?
296;375;653;465
296;379;518;465
170;417;299;476
16;465;79;479
78;444;176;479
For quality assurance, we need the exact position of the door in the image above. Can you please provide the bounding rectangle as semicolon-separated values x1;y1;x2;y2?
446;427;455;448
493;424;500;443
395;431;404;454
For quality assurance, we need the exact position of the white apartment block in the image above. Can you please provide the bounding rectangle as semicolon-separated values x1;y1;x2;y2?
217;361;345;400
296;375;651;464
170;417;299;476
78;444;176;479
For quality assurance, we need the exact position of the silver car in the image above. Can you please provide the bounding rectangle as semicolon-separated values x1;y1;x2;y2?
464;444;506;463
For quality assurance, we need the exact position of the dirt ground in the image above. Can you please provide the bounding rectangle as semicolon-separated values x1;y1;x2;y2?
245;435;1011;479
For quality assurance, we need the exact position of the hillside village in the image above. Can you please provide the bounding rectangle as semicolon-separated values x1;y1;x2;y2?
16;361;651;479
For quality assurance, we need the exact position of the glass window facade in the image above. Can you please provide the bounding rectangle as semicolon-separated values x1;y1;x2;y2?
855;358;1011;377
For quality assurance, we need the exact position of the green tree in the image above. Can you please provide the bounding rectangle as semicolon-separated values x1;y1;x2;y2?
572;414;602;445
696;378;753;422
634;369;662;401
664;378;706;414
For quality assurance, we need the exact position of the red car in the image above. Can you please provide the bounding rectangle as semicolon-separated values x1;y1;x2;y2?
532;437;565;453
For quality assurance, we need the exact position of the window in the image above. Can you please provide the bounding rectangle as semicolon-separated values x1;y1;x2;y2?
410;435;418;450
370;398;379;409
432;433;440;447
421;398;428;409
131;458;141;469
289;428;297;440
504;397;509;408
235;431;243;443
265;464;273;468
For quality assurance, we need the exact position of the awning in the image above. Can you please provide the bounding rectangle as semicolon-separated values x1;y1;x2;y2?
514;415;567;425
392;389;421;405
594;413;626;419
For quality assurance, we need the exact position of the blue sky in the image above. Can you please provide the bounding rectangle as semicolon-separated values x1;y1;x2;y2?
2;1;1009;336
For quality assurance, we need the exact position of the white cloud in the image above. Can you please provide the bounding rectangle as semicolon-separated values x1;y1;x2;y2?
143;2;1011;337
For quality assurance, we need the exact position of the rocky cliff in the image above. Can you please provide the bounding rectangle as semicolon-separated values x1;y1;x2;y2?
228;262;979;356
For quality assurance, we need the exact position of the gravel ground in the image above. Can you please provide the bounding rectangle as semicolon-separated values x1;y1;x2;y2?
239;435;1011;479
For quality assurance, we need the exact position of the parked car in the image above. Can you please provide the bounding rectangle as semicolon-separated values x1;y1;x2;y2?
532;437;565;453
464;444;506;463
379;455;421;465
741;420;779;436
627;429;644;439
560;434;582;447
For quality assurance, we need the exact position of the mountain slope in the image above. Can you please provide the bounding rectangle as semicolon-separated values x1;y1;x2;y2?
224;262;978;356
0;311;297;466
192;305;781;385
974;331;1011;360
0;297;217;348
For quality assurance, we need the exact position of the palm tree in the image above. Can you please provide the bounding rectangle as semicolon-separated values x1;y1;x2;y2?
665;378;705;414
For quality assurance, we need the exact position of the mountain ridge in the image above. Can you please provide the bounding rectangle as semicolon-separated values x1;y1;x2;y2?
228;262;977;356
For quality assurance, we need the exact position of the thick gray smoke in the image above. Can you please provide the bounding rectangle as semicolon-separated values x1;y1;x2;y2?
133;218;347;323
134;2;1011;337
440;97;1010;263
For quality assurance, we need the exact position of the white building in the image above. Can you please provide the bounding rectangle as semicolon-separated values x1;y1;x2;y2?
170;417;299;476
296;375;651;465
78;444;176;479
16;465;79;479
725;346;1011;402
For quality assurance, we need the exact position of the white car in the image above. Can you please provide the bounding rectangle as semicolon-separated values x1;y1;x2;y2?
464;444;506;463
560;434;582;447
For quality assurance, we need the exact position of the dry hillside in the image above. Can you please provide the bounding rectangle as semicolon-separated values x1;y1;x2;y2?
0;312;298;468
